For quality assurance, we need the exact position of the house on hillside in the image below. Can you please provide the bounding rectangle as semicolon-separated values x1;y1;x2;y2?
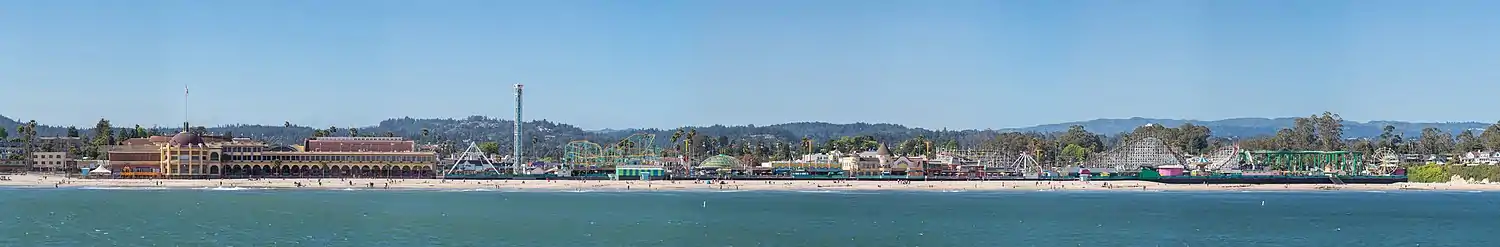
1460;151;1500;165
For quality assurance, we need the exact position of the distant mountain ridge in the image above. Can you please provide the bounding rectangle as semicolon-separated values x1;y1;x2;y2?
1012;117;1492;138
1014;117;1494;137
3;114;1494;150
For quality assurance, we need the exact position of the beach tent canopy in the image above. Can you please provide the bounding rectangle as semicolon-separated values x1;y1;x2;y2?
89;166;113;174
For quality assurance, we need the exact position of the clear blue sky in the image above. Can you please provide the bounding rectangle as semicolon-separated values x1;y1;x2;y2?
3;0;1498;130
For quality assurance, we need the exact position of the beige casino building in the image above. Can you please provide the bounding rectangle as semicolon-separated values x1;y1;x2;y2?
109;132;437;178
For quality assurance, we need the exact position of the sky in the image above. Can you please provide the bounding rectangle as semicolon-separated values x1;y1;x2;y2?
2;0;1499;130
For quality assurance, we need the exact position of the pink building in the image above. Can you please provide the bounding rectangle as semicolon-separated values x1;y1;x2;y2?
1157;165;1186;176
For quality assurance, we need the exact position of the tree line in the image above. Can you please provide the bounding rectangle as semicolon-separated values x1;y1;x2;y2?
7;113;1500;168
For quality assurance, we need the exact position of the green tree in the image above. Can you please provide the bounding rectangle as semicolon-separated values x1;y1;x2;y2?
684;129;699;161
980;132;1043;156
1407;164;1448;183
0;127;8;140
1481;121;1500;151
348;128;359;137
66;127;80;137
312;130;328;138
223;131;235;139
1056;125;1104;152
1317;112;1345;150
800;137;813;154
896;135;930;157
1174;123;1212;154
132;125;147;138
92;119;114;146
1060;144;1091;164
385;131;396;137
670;129;683;152
1456;130;1483;152
327;126;338;136
1377;125;1400;150
479;142;500;155
20;120;38;162
1124;124;1173;144
1290;117;1318;150
942;140;959;151
1347;139;1376;162
1417;127;1454;155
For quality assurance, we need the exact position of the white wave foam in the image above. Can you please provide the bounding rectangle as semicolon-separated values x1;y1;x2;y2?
447;188;498;192
195;187;266;191
796;190;839;193
78;187;169;190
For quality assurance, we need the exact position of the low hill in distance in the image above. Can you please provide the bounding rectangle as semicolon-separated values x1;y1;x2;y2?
2;114;1492;151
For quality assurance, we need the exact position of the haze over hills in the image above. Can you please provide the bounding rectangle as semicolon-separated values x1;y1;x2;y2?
4;114;1494;148
1016;117;1493;139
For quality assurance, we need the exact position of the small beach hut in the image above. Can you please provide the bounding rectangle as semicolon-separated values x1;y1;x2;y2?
1156;165;1186;176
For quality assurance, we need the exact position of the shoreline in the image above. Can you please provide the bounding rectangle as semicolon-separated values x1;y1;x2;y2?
4;174;1499;192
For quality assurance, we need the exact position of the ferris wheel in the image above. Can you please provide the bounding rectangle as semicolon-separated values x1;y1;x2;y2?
1369;147;1400;175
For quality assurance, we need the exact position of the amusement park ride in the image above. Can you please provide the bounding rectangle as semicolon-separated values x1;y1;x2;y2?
440;142;504;179
939;136;1395;178
436;84;1400;181
562;133;666;172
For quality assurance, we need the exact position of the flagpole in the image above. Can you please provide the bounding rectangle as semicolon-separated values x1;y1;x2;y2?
184;85;190;132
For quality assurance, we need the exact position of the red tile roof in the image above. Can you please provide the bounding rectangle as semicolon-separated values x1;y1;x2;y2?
305;137;415;152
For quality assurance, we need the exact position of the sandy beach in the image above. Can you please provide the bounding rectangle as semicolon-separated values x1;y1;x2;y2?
3;174;1499;192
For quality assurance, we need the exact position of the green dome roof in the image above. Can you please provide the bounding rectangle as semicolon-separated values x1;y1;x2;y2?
699;154;741;168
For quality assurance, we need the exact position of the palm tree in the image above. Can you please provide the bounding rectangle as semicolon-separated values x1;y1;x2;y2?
348;127;358;137
685;129;698;163
670;129;683;151
801;137;813;154
21;120;38;163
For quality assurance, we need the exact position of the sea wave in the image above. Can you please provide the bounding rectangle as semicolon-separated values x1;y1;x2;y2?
443;188;499;192
194;187;269;191
796;190;839;193
78;187;170;190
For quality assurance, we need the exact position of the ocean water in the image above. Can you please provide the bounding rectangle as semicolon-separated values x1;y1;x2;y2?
1;188;1497;246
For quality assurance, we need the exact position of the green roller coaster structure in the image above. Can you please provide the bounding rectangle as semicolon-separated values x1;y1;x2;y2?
1241;150;1365;175
562;133;664;169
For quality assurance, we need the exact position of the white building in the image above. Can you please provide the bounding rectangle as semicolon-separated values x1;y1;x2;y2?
1460;151;1500;165
31;151;77;171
